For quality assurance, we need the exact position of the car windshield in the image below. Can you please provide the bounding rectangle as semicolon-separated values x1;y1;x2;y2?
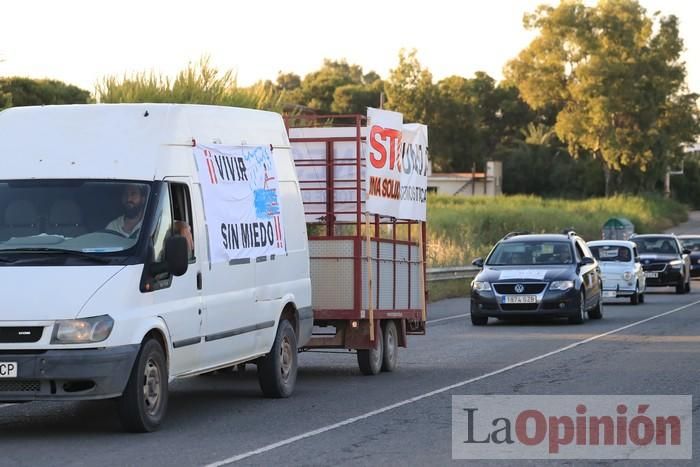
589;245;632;262
632;237;679;255
0;180;151;254
487;241;574;265
680;238;700;251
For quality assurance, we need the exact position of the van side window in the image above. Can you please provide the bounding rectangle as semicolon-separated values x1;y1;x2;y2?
170;183;195;262
152;185;173;267
141;182;195;293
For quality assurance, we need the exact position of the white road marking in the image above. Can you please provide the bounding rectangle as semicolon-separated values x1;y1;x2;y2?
427;313;470;324
0;404;15;409
204;298;700;466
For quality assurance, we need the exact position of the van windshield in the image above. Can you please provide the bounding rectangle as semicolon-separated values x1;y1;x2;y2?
0;180;151;254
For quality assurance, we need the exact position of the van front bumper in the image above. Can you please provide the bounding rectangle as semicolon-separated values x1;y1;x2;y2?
0;344;139;401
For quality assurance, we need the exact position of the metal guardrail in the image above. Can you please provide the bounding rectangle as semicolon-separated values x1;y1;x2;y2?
426;265;480;282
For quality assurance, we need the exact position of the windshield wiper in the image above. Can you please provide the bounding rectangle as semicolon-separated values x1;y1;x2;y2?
0;248;113;264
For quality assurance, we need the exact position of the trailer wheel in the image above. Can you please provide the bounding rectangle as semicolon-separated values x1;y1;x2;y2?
357;325;383;376
381;321;398;372
257;319;298;398
117;338;168;433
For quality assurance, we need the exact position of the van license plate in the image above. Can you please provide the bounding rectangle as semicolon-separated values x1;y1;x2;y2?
0;362;17;378
645;272;658;278
503;295;537;304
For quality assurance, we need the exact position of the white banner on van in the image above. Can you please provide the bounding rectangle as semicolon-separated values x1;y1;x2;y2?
194;145;285;262
366;108;428;221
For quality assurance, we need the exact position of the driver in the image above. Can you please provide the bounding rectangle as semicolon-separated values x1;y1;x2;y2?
105;184;147;237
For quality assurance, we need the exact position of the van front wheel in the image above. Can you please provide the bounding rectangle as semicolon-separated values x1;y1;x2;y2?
117;338;168;433
257;320;298;398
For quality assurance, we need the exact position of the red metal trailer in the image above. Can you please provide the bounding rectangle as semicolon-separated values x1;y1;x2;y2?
285;114;427;375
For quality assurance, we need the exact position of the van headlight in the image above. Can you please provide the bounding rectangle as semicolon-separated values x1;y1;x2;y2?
623;271;633;281
472;281;492;292
550;280;574;291
51;315;114;344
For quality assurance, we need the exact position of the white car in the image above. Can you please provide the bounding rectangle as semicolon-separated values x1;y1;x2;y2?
587;240;646;304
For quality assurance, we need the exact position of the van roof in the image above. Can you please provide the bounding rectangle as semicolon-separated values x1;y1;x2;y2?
0;104;289;181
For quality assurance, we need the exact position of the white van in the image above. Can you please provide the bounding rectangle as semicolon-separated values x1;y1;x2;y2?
0;104;312;431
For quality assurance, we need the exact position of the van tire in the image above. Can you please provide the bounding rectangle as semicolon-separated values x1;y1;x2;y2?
381;321;398;372
257;320;298;398
357;325;383;376
117;338;168;433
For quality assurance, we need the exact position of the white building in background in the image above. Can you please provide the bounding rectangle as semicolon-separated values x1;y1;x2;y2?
685;143;700;155
427;161;502;197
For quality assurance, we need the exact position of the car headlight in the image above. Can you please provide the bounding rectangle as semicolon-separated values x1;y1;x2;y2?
51;315;114;344
623;271;633;281
472;281;492;292
550;280;574;291
669;259;683;269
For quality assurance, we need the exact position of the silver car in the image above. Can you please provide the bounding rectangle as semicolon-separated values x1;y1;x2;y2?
587;240;646;304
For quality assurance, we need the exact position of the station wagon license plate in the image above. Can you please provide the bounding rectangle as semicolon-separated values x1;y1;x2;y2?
645;272;659;279
502;295;537;304
0;362;17;378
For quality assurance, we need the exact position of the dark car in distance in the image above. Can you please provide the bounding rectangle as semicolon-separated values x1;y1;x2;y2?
630;234;691;294
678;235;700;278
470;232;603;326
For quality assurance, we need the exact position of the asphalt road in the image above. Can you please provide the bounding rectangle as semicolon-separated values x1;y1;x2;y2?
1;216;698;466
1;285;698;466
667;211;700;235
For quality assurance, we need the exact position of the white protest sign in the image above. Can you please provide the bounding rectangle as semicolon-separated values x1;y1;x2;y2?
365;108;429;221
400;123;429;220
194;144;285;262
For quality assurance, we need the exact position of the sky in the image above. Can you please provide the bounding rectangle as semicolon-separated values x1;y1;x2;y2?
1;0;699;96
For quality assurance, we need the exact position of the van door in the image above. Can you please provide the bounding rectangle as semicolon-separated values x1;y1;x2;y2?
192;183;259;369
253;179;312;353
151;179;204;376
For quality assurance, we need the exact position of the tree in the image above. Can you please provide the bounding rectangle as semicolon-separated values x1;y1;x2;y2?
499;123;606;197
298;59;366;113
331;80;383;114
276;72;301;91
385;49;434;123
0;77;91;108
505;0;699;196
429;72;533;172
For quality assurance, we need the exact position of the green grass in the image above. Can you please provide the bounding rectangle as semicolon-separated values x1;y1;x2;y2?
427;194;688;268
428;279;471;303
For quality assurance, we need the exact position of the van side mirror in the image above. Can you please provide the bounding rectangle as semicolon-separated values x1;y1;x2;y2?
580;257;595;266
472;257;484;268
164;235;189;276
635;256;641;263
